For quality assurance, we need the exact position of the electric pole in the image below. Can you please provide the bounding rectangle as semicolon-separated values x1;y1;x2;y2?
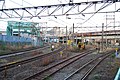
101;23;104;52
73;23;74;41
66;26;67;50
73;23;74;34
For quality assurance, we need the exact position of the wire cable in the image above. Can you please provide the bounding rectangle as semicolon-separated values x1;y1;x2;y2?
58;0;62;3
9;0;23;7
22;0;34;6
2;0;5;9
76;2;113;28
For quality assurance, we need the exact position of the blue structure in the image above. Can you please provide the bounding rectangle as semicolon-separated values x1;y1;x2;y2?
114;68;120;80
6;21;44;47
0;34;32;44
6;21;38;36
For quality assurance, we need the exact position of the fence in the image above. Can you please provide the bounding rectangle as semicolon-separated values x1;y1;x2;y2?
0;34;32;46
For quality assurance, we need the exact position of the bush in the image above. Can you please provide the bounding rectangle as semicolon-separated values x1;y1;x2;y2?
111;53;116;58
69;46;79;52
0;45;7;50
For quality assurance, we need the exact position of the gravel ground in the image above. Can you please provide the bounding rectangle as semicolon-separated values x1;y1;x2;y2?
0;45;74;80
39;46;120;80
0;47;51;66
87;53;120;80
46;48;120;80
1;45;119;80
49;51;102;80
0;43;50;65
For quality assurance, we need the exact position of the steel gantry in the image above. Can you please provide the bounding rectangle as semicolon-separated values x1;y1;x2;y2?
0;0;120;19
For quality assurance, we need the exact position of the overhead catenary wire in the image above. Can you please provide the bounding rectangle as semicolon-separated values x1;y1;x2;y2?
0;1;118;19
9;0;34;7
0;0;118;24
7;0;34;20
78;2;93;14
65;2;97;32
22;0;34;6
76;2;113;27
2;0;5;9
54;1;94;29
4;0;35;21
48;18;67;26
58;0;62;3
9;0;23;7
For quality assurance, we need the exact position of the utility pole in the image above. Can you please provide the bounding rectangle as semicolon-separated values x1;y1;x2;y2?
106;13;107;49
73;23;74;34
66;26;67;50
101;23;104;52
114;3;116;46
76;32;77;45
73;23;74;41
66;26;67;41
18;22;21;46
18;22;20;38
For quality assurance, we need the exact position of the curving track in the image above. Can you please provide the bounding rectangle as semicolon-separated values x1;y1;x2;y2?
0;46;50;59
23;49;114;80
24;49;96;80
0;45;65;72
64;50;114;80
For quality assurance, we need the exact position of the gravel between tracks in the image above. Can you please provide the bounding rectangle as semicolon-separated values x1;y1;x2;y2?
47;51;101;80
0;47;51;66
1;45;120;80
0;45;75;80
87;53;120;80
46;48;120;80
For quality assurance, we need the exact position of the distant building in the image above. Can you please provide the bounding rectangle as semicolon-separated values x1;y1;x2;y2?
6;21;39;38
6;21;44;46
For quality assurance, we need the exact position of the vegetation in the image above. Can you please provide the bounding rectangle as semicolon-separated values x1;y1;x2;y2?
0;42;32;55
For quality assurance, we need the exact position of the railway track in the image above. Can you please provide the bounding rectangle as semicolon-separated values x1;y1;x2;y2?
64;50;114;80
0;43;49;57
0;45;65;72
0;46;50;59
24;49;96;80
24;49;114;80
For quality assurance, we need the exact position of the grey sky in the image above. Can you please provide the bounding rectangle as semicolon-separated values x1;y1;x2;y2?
0;0;120;33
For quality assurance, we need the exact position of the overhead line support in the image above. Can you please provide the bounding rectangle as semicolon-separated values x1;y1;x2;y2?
49;6;62;16
13;10;21;17
0;0;119;19
0;1;104;11
2;10;11;18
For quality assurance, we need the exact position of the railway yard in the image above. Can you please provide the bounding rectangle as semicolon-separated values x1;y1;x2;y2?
1;1;120;80
0;44;120;80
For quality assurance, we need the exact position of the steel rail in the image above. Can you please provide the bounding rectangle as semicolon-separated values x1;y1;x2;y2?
81;51;113;80
64;50;114;80
24;49;95;80
0;46;50;58
0;45;65;72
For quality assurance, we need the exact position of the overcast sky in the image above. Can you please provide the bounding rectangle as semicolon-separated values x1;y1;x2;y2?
0;0;120;33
